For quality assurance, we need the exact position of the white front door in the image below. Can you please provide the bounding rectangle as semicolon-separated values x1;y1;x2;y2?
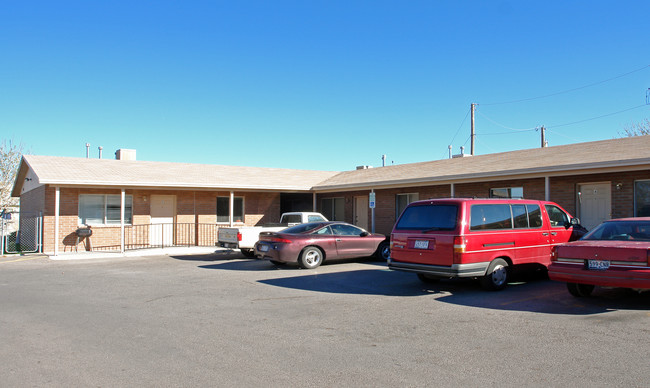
578;183;611;230
150;195;175;247
354;196;369;230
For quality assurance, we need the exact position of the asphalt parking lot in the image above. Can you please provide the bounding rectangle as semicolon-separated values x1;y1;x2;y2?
1;251;649;387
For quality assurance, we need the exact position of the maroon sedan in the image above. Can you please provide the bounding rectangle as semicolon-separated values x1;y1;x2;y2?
548;217;650;297
254;221;389;269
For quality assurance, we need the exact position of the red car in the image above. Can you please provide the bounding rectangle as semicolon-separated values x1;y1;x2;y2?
254;221;389;269
548;217;650;297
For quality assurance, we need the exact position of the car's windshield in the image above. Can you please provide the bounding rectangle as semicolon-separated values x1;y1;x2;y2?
394;204;458;231
582;220;650;241
282;222;325;234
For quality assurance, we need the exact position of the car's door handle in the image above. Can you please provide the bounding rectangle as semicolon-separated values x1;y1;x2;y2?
336;239;342;242
542;232;549;236
551;232;557;236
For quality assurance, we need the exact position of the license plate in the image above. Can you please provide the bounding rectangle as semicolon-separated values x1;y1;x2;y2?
588;259;610;270
414;240;429;249
258;244;269;252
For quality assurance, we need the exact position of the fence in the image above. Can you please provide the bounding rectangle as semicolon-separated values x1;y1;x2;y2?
1;211;42;254
80;223;219;252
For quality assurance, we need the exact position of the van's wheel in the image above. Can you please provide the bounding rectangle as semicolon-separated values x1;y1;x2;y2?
567;282;594;297
299;247;323;269
480;258;509;291
375;241;390;260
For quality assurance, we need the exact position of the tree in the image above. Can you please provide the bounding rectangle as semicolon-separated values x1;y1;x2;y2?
619;118;650;137
1;139;25;211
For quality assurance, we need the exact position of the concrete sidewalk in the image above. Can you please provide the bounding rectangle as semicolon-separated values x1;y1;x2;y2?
1;246;233;261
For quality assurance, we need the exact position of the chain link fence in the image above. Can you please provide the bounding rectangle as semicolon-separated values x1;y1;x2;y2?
1;210;42;254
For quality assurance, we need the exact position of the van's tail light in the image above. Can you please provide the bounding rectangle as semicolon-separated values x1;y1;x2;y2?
551;246;558;262
453;236;465;262
237;232;242;242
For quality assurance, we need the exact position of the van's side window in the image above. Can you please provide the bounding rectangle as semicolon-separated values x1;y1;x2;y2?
470;204;513;230
512;205;528;228
527;205;543;228
545;205;569;227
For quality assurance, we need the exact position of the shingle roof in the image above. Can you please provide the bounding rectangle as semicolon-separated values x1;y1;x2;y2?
313;136;650;191
15;155;339;193
12;136;650;197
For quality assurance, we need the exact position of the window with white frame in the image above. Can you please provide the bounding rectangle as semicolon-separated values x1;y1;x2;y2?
490;187;524;199
79;194;133;225
321;197;344;221
396;193;419;218
635;180;650;216
217;196;244;223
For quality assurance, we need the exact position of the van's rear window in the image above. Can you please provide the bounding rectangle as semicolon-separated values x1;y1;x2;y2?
394;204;458;231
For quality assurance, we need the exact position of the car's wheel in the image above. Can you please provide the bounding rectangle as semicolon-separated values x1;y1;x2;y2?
240;249;256;258
299;246;324;269
480;258;509;291
417;273;440;284
567;282;594;297
375;241;390;260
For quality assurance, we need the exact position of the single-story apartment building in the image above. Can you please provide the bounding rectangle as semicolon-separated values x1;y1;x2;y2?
10;135;650;256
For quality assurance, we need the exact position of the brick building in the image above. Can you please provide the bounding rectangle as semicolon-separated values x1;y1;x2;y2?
11;136;650;256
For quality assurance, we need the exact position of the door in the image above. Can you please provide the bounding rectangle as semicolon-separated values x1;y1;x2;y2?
354;196;369;230
578;183;611;230
150;195;175;247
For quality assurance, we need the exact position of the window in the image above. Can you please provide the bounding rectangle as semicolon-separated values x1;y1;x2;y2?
79;194;132;225
330;223;365;236
490;187;524;199
394;204;458;231
396;193;419;218
321;198;344;221
635;180;650;216
545;204;569;227
217;196;244;223
470;204;513;230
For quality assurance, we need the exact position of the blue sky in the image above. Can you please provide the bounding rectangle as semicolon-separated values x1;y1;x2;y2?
1;1;649;171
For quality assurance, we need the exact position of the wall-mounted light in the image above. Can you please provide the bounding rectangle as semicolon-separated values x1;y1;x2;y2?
616;183;623;190
143;196;147;202
25;177;32;181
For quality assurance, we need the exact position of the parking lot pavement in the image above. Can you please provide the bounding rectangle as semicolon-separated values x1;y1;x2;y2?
1;252;650;387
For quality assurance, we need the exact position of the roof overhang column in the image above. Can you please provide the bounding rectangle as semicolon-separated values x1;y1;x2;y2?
545;176;550;201
229;191;234;227
312;193;317;212
120;189;125;253
54;186;60;256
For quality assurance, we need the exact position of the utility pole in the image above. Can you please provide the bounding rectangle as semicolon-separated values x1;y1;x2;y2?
470;103;476;155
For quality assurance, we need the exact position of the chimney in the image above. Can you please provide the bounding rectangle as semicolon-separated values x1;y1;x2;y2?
86;143;90;158
98;146;103;159
115;149;137;160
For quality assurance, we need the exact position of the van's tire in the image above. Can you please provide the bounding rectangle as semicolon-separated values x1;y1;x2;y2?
417;273;440;284
299;246;323;269
480;258;509;291
567;282;594;297
240;249;256;258
375;241;390;260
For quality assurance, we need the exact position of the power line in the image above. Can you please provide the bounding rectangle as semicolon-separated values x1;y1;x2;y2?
481;64;650;106
476;111;538;131
547;104;648;129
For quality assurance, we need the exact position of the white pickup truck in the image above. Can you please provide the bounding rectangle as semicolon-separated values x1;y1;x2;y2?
217;212;328;257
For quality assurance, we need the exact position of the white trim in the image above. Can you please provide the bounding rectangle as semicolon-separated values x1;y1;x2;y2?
54;187;60;256
229;191;234;227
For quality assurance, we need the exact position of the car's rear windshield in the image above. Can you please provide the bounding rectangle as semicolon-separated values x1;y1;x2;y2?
583;220;650;241
394;204;458;231
282;222;324;234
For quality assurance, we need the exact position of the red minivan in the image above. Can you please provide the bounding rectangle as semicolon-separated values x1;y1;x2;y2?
389;198;585;290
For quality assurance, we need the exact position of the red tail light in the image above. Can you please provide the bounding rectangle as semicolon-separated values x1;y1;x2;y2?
237;232;242;242
268;237;292;244
453;236;465;263
551;246;558;261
